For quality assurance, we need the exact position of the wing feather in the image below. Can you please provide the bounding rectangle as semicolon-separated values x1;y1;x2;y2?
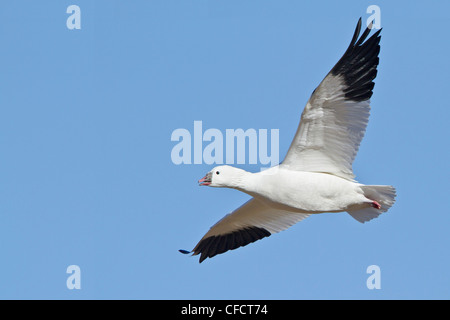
282;18;381;180
190;199;309;263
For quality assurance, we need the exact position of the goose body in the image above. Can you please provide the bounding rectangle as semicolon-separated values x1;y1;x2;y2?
181;18;397;263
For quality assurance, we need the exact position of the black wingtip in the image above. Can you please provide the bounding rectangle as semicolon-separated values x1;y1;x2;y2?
329;17;382;102
179;249;191;254
193;226;272;263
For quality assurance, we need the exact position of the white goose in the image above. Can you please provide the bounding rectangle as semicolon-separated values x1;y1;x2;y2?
180;18;396;263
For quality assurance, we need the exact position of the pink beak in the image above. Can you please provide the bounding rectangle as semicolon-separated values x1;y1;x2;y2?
198;172;212;186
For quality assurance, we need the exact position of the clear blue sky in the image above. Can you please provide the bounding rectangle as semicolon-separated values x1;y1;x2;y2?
0;1;449;299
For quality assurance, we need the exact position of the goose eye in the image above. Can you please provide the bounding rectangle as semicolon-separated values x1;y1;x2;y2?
216;171;220;175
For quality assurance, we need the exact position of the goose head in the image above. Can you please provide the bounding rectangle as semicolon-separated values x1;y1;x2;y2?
198;165;247;188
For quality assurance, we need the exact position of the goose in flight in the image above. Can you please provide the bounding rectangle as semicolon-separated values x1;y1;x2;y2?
180;18;396;263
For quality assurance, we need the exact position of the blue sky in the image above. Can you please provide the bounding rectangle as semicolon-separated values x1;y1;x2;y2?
0;1;449;299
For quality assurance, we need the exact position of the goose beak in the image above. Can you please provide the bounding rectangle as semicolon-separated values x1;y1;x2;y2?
198;172;212;186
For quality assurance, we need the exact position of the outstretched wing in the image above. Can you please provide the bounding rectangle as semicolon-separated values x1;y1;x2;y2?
282;19;381;180
185;198;309;263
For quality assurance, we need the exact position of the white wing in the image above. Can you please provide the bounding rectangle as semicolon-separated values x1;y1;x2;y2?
189;198;309;263
282;19;381;180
